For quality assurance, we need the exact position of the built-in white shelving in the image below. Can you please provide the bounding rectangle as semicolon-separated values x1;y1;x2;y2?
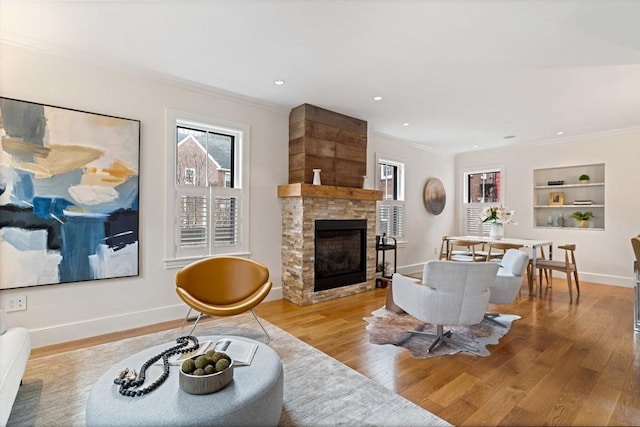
533;163;605;230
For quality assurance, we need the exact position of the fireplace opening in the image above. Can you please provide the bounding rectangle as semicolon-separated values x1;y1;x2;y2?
314;219;367;292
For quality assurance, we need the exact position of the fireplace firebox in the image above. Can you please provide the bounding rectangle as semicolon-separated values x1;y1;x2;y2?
314;219;367;292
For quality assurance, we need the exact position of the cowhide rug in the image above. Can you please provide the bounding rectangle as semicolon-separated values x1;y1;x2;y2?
364;306;520;358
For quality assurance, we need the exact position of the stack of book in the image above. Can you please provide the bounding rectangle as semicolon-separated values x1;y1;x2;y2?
170;338;258;366
573;200;593;205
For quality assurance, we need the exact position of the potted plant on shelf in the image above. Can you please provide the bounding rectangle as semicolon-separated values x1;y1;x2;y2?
579;174;590;184
571;211;594;228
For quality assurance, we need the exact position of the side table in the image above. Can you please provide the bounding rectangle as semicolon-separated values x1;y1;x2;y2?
376;236;397;287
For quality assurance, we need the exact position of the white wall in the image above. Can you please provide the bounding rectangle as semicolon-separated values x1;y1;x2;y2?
456;129;640;286
9;39;631;348
0;42;457;348
0;41;291;347
367;133;456;274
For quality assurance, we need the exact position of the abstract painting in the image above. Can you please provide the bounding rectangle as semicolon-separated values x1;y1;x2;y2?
0;97;140;289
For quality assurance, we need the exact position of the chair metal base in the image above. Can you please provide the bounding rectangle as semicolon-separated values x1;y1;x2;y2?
409;324;482;355
181;308;271;344
483;312;507;328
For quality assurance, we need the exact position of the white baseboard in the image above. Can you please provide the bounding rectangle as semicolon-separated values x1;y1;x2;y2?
397;263;424;277
567;272;633;288
29;270;632;349
396;262;634;288
30;286;284;349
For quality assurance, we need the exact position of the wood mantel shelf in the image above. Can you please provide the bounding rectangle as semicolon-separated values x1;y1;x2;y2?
278;183;382;201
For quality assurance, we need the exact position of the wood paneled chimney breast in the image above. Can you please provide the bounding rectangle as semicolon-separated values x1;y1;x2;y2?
289;104;367;188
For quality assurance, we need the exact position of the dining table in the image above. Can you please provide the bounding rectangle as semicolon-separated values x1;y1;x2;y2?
444;235;553;296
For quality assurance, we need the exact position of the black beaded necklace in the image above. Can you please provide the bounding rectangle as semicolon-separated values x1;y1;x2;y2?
113;335;199;397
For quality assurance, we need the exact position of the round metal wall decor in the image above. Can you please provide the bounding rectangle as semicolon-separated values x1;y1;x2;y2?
423;178;446;215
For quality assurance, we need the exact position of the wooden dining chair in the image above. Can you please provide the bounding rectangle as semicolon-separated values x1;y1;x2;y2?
438;236;473;260
447;240;486;262
527;246;550;290
484;242;524;262
531;244;580;301
632;235;640;265
438;236;451;260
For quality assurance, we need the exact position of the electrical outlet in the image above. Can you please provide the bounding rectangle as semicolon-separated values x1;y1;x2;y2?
6;295;27;312
434;247;438;255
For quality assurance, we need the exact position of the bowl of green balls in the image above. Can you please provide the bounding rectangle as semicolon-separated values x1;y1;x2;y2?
179;350;234;395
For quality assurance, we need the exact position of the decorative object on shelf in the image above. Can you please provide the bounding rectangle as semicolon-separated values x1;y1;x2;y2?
547;216;555;226
362;175;369;189
556;214;565;227
481;206;516;240
312;169;321;185
423;177;446;215
571;211;594;228
573;200;593;205
547;180;565;186
549;191;564;206
579;174;590;184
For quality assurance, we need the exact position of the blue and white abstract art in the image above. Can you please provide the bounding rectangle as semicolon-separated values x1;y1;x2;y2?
0;97;140;289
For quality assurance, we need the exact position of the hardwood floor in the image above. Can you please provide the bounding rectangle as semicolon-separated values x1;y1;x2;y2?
254;279;640;426
31;278;639;426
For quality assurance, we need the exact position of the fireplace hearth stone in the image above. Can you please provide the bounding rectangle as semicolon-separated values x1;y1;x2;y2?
278;184;382;305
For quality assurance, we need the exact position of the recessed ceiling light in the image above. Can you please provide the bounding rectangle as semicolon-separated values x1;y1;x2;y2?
556;131;565;135
274;79;285;85
402;122;410;126
503;135;515;139
373;96;382;101
472;145;479;149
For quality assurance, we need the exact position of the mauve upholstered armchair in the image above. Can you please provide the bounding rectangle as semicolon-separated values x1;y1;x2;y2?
392;260;499;354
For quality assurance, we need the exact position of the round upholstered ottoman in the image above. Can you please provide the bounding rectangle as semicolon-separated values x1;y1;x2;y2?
86;336;283;426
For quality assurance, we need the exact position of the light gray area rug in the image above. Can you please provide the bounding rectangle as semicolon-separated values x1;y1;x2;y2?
8;312;450;426
365;306;520;358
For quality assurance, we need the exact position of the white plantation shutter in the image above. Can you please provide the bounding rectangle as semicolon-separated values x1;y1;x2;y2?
212;188;241;248
177;186;242;257
464;204;491;236
177;185;208;257
180;195;208;247
378;200;404;239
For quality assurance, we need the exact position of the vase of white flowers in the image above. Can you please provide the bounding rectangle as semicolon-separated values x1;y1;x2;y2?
480;206;516;240
489;223;504;240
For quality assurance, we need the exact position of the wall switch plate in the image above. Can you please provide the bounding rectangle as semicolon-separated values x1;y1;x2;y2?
6;295;27;312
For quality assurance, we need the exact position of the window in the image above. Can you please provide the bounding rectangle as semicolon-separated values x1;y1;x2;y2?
184;168;195;185
165;109;250;265
376;156;405;239
462;167;502;235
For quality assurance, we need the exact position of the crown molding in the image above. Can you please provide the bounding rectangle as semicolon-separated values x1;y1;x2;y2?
0;35;290;115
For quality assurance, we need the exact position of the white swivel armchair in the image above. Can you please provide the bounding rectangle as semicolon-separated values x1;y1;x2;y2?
485;249;529;326
392;260;499;354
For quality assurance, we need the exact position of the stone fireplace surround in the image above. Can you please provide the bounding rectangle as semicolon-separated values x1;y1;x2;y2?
278;183;382;305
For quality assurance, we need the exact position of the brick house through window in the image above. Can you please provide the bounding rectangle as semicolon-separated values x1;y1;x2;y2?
176;134;228;187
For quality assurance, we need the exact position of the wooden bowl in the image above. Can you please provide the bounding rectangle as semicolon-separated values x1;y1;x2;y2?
178;355;234;395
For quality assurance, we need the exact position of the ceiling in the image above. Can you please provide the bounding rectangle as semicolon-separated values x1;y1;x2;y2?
1;0;639;153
